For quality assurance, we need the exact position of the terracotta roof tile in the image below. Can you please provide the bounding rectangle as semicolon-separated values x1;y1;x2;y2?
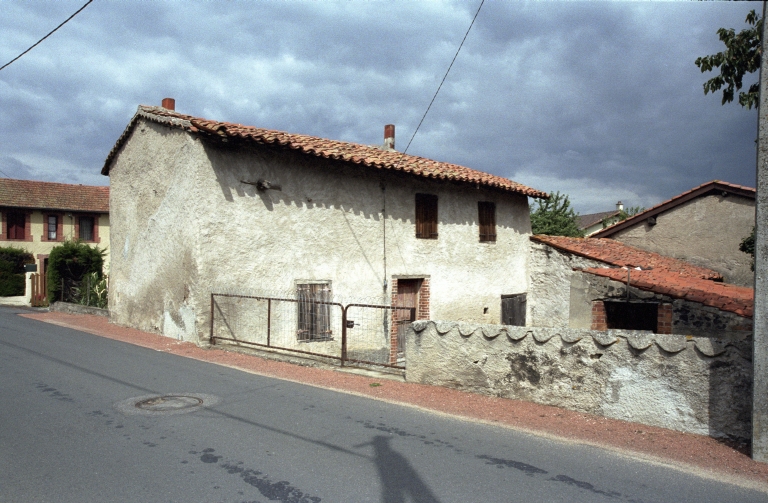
576;210;620;230
582;267;754;318
530;235;722;280
102;106;548;199
0;178;109;213
592;180;755;238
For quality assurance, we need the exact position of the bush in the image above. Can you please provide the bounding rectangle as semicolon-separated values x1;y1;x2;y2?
47;240;105;303
0;247;33;297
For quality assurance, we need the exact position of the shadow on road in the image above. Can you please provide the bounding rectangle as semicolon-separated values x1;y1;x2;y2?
358;435;442;503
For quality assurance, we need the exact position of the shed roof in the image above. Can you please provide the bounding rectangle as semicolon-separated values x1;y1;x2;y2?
576;210;621;230
0;178;109;213
591;180;755;238
531;234;753;317
582;267;753;318
530;234;722;280
102;105;548;198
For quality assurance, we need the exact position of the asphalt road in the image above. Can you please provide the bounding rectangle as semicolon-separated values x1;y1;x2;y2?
0;307;765;503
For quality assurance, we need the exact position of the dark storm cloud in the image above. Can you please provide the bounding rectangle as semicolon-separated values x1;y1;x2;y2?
0;1;759;212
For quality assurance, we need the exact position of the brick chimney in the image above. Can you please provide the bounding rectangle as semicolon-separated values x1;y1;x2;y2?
161;97;175;110
384;124;395;150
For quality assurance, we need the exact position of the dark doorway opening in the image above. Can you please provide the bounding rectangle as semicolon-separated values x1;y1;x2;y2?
604;301;658;332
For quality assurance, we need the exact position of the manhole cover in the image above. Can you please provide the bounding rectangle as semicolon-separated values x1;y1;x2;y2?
115;393;218;416
135;395;203;411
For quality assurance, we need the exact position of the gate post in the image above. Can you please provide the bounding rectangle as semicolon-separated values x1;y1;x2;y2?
341;305;348;367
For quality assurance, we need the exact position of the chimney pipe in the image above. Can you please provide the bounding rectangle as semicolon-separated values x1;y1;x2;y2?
161;98;175;111
384;124;395;150
616;201;624;211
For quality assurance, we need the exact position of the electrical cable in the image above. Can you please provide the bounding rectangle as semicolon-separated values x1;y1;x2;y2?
397;0;485;162
0;0;94;72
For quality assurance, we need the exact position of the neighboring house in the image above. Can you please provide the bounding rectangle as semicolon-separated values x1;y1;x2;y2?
576;202;623;236
590;181;755;286
0;178;110;276
102;100;547;348
528;235;752;340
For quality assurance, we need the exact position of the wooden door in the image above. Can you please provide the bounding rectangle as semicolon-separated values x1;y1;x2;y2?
395;279;421;356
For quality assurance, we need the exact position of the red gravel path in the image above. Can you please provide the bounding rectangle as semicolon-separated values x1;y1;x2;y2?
21;311;768;491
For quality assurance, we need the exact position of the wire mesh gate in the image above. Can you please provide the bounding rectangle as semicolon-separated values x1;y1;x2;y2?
209;292;413;370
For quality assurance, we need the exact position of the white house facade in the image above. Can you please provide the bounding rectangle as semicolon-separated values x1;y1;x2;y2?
102;101;547;359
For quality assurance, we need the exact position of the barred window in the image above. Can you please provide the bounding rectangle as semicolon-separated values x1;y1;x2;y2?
478;201;496;242
415;193;438;239
297;283;332;341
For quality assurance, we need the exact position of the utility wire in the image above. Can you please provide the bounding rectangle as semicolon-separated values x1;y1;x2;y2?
398;0;485;160
0;0;94;72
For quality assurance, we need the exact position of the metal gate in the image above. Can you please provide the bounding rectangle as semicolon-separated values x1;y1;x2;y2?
210;293;413;370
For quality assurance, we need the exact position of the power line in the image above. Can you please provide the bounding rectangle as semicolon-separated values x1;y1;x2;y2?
400;0;485;158
0;0;94;72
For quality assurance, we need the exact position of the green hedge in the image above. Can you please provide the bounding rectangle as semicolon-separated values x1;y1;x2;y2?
0;247;33;297
47;240;105;303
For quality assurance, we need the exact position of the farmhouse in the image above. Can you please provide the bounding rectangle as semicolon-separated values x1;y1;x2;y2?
0;178;110;275
102;99;546;360
591;180;755;286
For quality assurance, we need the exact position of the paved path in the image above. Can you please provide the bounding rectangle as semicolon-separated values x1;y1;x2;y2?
20;309;768;491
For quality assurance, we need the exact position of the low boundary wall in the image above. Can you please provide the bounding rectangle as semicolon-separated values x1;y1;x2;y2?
405;321;751;442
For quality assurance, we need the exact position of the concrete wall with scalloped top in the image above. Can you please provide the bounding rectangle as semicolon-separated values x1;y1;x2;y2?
107;118;532;343
406;321;752;441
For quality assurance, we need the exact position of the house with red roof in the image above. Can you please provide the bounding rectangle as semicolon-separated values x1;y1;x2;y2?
0;178;110;276
590;180;755;286
102;99;547;355
528;234;753;340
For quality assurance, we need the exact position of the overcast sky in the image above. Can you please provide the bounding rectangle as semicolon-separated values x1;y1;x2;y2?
0;0;759;214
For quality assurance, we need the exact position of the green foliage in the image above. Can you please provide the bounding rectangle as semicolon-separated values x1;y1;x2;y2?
695;10;762;109
740;226;755;271
603;206;646;228
0;246;33;297
73;271;108;309
530;191;584;237
47;240;105;303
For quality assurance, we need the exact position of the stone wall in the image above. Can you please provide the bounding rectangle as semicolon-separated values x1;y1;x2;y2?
405;320;752;441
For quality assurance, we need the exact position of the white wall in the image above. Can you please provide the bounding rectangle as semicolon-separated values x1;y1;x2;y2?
108;119;532;343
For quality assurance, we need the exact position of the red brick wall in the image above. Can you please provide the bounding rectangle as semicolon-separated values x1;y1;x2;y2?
657;303;673;334
591;301;607;330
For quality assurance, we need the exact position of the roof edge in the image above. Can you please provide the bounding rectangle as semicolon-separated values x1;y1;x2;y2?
591;180;755;238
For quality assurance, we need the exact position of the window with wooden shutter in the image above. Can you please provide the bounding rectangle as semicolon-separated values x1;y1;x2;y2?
297;282;332;341
478;201;496;242
7;212;25;240
415;193;438;239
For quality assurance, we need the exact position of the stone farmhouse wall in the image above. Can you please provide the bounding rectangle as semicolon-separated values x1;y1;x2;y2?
405;321;751;442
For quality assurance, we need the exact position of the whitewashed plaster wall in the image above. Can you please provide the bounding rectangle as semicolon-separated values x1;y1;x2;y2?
527;241;606;327
609;194;755;286
107;118;532;344
406;321;752;441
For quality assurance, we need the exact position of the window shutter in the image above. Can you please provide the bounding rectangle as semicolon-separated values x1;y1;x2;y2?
478;201;496;242
415;194;438;239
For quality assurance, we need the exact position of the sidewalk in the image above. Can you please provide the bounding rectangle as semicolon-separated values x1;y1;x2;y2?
21;310;768;491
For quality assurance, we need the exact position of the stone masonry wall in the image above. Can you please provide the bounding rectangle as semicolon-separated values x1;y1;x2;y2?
405;321;752;441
